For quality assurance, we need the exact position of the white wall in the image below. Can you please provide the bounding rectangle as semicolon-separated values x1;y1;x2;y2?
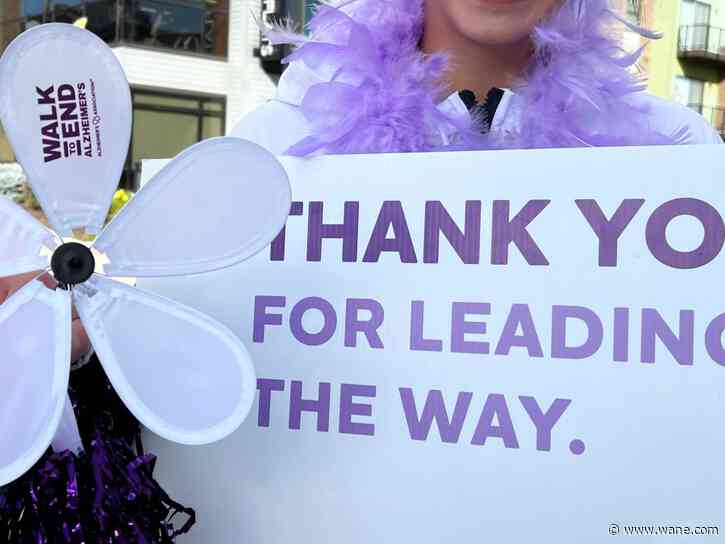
228;0;279;129
112;46;230;96
112;0;278;134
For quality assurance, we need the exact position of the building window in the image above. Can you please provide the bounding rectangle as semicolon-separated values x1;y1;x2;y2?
674;76;724;138
626;0;641;25
304;1;319;28
680;0;712;50
674;75;705;110
1;1;229;58
124;89;226;188
680;0;711;25
257;0;319;73
277;0;319;30
22;0;50;18
115;0;229;56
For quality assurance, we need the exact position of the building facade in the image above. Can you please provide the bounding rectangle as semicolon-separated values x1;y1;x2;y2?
0;0;315;188
0;0;721;194
632;0;725;138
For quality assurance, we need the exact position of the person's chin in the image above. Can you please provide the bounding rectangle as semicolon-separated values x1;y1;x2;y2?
459;21;533;47
466;0;532;11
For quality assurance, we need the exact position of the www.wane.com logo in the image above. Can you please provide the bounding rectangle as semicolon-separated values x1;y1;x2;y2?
37;83;93;163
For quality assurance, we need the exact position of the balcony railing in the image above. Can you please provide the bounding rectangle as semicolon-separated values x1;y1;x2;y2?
688;103;725;139
678;24;725;64
0;0;228;58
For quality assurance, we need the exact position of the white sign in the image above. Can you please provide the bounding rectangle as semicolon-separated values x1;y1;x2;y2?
140;146;725;543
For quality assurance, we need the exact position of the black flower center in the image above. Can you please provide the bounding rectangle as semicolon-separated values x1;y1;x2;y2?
51;242;95;288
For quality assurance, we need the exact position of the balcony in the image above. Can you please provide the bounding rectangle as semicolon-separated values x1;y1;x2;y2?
688;104;725;140
678;24;725;65
0;0;228;58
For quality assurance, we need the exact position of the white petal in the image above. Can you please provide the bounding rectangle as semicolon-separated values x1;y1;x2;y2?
51;394;83;455
0;24;132;236
0;279;71;486
94;138;291;277
0;196;56;278
74;274;256;445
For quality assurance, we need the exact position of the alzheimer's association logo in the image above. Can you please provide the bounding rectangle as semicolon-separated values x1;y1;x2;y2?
36;81;98;163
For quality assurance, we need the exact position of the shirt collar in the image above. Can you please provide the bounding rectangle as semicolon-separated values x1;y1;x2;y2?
439;89;514;132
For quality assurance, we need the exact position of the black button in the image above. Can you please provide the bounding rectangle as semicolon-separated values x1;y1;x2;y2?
51;242;95;287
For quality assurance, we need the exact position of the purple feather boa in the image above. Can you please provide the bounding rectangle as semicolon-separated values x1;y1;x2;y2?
266;0;689;155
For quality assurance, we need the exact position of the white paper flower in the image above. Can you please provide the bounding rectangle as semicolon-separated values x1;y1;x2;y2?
0;24;291;485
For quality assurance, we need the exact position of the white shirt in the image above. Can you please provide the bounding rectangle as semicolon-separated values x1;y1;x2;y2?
231;62;722;154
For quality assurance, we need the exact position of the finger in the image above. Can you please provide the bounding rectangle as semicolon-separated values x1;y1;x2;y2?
7;271;43;291
0;271;48;303
38;272;58;291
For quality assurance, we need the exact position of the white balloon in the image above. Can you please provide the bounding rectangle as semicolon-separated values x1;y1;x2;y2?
0;23;132;236
95;138;291;277
0;279;70;486
74;274;257;445
0;196;56;278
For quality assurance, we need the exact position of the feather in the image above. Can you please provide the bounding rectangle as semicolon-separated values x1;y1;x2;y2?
268;0;683;155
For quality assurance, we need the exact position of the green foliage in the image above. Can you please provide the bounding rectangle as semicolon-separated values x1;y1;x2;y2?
107;188;134;222
13;182;132;231
0;164;24;203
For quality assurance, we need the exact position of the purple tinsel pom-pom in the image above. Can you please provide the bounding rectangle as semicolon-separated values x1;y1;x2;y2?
0;359;195;543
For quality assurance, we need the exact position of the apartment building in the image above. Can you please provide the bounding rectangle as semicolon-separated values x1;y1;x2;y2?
0;0;314;188
633;0;725;139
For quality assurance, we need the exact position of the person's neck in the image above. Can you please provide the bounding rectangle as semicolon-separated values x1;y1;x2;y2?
421;28;532;101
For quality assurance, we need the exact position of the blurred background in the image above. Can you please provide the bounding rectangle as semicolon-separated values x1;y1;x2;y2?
0;0;723;210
